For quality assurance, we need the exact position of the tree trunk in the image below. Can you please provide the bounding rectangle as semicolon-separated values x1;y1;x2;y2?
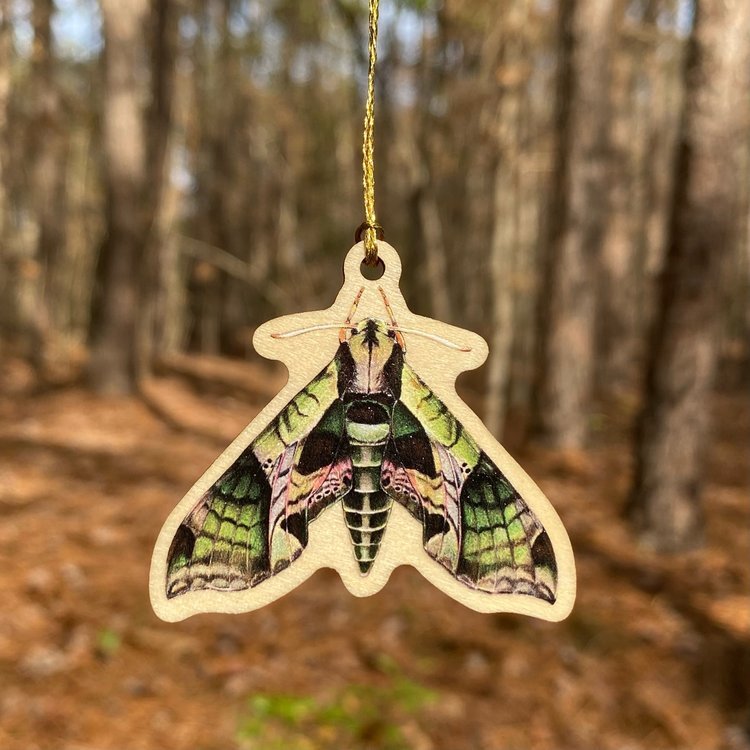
412;26;453;323
0;0;12;338
485;1;527;438
417;171;452;323
155;41;188;356
30;0;66;354
628;0;750;551
402;127;453;322
139;0;177;370
641;36;686;343
87;0;150;394
461;147;491;331
534;0;617;449
508;158;541;423
0;0;10;247
276;129;304;311
596;20;638;398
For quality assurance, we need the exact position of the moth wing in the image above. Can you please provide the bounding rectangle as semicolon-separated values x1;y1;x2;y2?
382;364;557;604
166;361;352;599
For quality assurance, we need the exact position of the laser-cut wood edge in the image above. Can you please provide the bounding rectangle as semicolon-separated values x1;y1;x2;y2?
150;242;576;622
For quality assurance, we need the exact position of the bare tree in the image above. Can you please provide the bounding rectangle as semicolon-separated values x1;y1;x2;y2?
29;0;67;363
534;0;618;449
140;0;178;366
0;0;13;342
596;13;637;397
628;0;750;551
0;0;9;245
485;0;528;438
410;25;453;323
87;0;150;394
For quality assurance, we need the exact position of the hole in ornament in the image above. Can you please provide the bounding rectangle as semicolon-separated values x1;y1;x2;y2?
360;258;385;280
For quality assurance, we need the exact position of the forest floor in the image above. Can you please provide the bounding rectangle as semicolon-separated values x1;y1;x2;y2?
0;355;748;750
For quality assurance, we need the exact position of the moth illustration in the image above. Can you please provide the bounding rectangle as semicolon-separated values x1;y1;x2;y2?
164;286;559;606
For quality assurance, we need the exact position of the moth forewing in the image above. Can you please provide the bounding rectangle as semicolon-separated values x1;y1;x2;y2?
150;241;575;623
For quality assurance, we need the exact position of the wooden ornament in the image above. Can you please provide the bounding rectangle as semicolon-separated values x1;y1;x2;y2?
150;242;576;622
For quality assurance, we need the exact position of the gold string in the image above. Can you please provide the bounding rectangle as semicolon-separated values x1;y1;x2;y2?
361;0;381;265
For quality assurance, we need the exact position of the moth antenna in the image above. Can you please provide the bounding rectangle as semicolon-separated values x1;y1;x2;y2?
340;287;365;343
273;287;364;341
389;326;471;352
378;286;406;351
271;324;355;339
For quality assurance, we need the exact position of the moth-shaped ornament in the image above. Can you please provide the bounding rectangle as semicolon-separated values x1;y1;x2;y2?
150;243;576;622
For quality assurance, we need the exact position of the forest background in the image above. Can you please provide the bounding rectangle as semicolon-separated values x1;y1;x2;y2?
0;1;748;749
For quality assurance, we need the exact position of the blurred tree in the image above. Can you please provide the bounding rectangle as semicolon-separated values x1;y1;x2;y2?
29;0;66;361
628;0;750;551
596;2;638;397
87;0;151;394
0;0;15;352
191;0;235;353
409;16;452;323
144;0;181;357
484;0;529;438
535;0;618;450
597;1;686;399
0;0;9;247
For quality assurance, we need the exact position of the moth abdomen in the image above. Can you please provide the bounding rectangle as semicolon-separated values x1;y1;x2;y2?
342;399;393;574
343;488;392;574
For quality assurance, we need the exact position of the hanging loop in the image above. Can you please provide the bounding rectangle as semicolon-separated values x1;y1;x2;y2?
360;0;381;265
355;221;384;246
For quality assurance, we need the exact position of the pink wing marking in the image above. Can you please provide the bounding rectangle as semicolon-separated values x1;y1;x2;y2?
266;446;352;553
382;445;464;571
432;443;464;567
267;444;297;553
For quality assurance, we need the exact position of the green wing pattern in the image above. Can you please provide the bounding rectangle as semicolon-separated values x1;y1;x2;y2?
166;331;557;603
384;362;557;603
166;361;352;598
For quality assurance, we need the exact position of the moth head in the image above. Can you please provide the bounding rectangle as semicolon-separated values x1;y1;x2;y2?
345;317;400;352
344;319;402;395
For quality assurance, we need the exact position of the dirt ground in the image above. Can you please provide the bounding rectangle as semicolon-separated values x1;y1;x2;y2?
0;356;748;750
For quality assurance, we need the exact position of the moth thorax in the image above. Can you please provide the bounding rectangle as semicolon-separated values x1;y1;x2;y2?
346;323;398;395
344;400;391;445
